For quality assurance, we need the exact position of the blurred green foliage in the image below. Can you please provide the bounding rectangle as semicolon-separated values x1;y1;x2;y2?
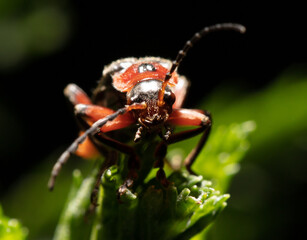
0;153;90;239
168;121;256;194
204;67;307;154
1;1;306;239
1;66;307;239
53;167;228;240
1;2;306;235
0;204;28;240
52;120;253;240
199;67;307;240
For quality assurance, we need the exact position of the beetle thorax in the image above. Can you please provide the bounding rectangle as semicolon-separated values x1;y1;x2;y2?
127;80;175;128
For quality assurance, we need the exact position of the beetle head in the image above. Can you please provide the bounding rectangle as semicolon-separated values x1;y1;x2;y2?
127;79;175;128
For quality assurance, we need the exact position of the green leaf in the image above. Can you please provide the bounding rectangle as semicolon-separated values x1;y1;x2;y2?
0;204;28;240
53;121;254;240
53;169;96;240
193;121;256;192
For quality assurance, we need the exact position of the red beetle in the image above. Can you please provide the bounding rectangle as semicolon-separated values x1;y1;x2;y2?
48;23;245;197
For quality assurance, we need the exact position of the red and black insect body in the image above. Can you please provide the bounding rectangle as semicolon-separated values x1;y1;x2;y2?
48;23;246;197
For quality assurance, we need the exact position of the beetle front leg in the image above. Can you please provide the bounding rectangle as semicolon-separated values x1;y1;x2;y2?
72;104;135;158
183;119;211;174
48;105;133;190
86;150;117;215
64;83;92;105
154;141;170;187
74;104;141;197
94;132;141;197
165;108;212;174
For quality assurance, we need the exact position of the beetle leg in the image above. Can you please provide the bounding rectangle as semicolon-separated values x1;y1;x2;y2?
134;125;144;142
86;150;117;215
48;103;146;191
48;107;129;190
164;108;212;174
75;104;140;188
74;104;136;130
64;83;92;105
72;104;135;158
74;105;140;207
63;83;103;158
154;141;170;187
94;132;141;197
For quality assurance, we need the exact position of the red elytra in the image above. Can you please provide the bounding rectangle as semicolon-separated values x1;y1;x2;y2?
112;62;178;92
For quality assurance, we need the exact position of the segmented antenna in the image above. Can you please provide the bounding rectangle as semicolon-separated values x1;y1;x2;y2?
48;102;147;190
48;107;127;190
158;23;246;105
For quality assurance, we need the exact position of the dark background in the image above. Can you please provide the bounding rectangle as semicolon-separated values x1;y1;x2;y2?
1;1;306;239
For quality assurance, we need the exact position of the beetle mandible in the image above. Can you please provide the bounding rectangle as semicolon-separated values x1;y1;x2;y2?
48;23;246;196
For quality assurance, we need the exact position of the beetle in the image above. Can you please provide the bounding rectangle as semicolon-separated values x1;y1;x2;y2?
48;23;245;198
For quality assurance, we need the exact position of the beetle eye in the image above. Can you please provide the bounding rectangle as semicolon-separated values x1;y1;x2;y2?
138;63;156;73
164;91;176;105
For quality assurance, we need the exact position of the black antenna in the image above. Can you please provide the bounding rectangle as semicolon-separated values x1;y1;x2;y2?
158;23;246;105
48;107;127;190
168;23;246;81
